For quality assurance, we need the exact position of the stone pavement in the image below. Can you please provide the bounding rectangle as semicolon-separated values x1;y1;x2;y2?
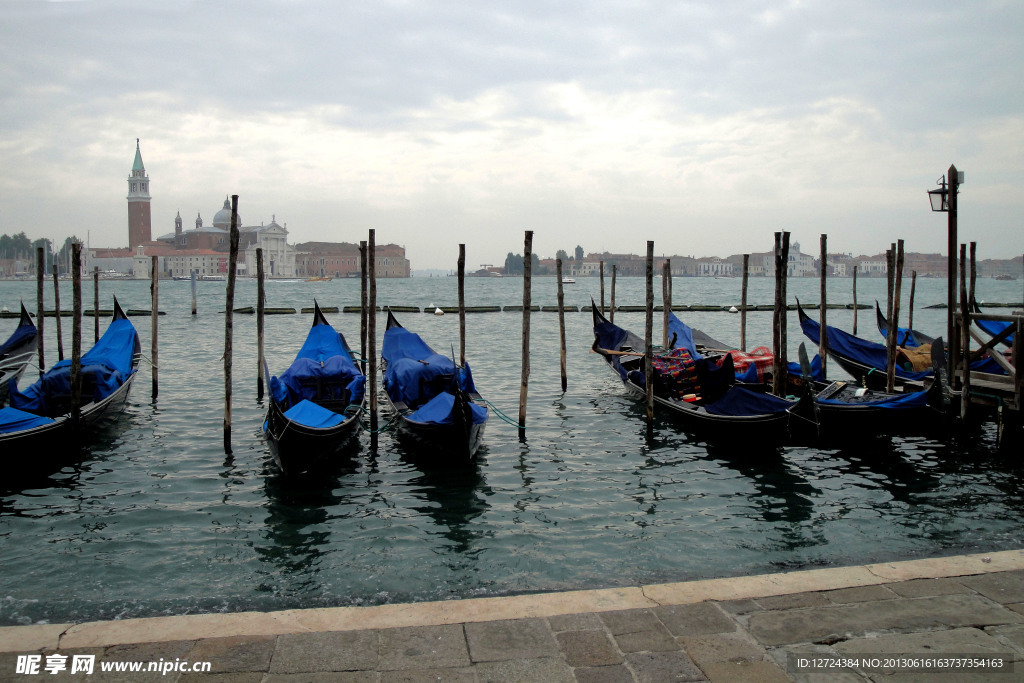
3;550;1024;681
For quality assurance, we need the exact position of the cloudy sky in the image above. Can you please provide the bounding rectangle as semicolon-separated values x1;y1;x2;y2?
2;1;1022;270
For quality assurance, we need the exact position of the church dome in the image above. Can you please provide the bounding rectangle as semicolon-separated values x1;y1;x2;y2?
212;196;239;229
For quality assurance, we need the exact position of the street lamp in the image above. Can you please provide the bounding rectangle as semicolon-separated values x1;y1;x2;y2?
927;165;962;369
928;175;949;212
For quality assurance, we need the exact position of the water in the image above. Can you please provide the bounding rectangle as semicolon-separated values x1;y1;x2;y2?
1;274;1022;626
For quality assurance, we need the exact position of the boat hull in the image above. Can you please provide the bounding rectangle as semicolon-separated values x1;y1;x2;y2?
264;400;362;475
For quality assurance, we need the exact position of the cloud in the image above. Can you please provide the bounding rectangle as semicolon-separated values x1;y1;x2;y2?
1;1;1022;268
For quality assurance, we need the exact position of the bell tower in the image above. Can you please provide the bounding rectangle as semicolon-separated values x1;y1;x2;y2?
127;139;152;247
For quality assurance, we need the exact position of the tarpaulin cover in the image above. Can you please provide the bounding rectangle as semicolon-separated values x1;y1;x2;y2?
817;388;930;409
408;391;488;426
802;312;1006;378
382;325;477;407
666;313;700;359
976;318;1015;345
282;399;346;429
272;323;364;410
703;385;795;416
0;406;55;434
594;320;638;381
0;316;35;357
9;317;138;415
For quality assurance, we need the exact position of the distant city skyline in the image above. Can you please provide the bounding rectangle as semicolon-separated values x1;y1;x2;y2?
1;2;1022;270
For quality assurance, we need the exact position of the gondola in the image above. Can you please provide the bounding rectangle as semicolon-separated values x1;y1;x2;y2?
264;301;366;475
381;309;487;461
875;301;934;347
0;302;37;407
667;310;942;441
801;301;1003;390
0;298;140;469
591;304;799;443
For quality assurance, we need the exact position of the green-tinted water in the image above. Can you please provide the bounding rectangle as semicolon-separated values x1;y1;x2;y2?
1;275;1021;626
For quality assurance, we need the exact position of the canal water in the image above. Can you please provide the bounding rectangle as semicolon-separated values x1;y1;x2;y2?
1;274;1021;626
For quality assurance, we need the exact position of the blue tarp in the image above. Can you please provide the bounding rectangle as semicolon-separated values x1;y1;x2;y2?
703;386;795;416
382;324;478;408
272;323;365;410
8;317;138;415
0;406;55;434
0;318;35;357
667;313;700;359
408;391;488;426
802;312;1006;378
976;318;1015;345
282;399;346;429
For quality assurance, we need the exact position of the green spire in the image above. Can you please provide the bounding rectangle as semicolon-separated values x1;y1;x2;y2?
132;138;145;172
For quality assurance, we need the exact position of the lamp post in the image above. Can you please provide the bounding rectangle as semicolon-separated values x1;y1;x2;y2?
928;164;961;353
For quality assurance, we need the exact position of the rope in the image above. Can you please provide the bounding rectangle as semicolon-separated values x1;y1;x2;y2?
139;353;158;369
356;405;397;433
480;398;522;428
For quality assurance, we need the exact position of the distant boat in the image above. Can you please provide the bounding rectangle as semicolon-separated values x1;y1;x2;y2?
561;277;576;284
200;274;226;281
305;276;333;282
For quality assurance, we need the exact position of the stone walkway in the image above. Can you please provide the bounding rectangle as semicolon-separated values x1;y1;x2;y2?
3;550;1024;681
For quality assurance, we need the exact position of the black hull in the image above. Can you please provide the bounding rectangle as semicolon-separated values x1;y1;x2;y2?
384;390;486;463
2;372;137;479
265;399;363;475
620;375;791;444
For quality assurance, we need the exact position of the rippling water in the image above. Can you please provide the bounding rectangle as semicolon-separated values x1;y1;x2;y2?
1;274;1022;626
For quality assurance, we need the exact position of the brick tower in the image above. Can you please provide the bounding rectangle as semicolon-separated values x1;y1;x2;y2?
127;139;152;247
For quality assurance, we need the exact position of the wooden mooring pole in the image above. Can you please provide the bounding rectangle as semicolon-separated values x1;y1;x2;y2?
819;234;828;379
644;242;655;427
599;260;605;315
852;265;859;336
610;265;617;323
959;244;970;420
458;244;466;367
740;254;749;351
36;247;44;374
368;230;378;449
151;255;159;399
256;248;265;400
556;258;567;393
886;240;904;394
94;266;100;341
771;232;790;397
360;240;368;367
52;258;64;361
223;195;240;454
518;230;533;436
190;270;197;316
908;271;917;340
662;260;671;350
70;243;83;433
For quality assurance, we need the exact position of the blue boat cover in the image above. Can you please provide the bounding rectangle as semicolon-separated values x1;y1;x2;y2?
0;406;56;434
408;391;488;426
817;389;930;409
0;318;35;357
976;318;1015;345
282;399;346;429
703;386;794;416
667;313;700;359
594;321;633;381
9;317;138;415
382;325;479;407
270;323;365;411
802;312;1005;378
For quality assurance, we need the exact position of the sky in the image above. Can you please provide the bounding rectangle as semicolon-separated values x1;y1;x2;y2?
1;1;1022;271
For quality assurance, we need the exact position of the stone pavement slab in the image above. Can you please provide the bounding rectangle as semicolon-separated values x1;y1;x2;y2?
747;593;1023;647
4;550;1024;681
